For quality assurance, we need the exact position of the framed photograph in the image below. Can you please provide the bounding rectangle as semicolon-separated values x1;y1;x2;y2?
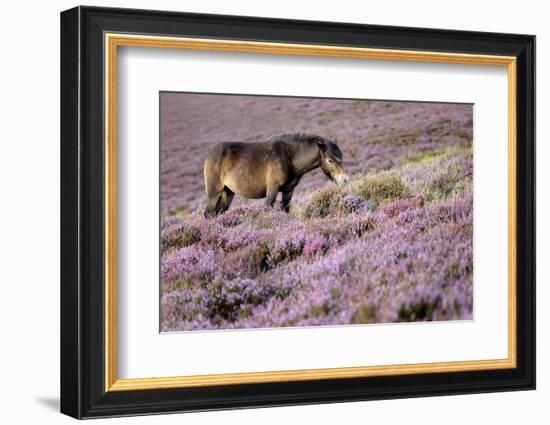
60;6;535;419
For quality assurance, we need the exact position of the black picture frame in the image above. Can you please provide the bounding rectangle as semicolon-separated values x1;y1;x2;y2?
61;5;535;419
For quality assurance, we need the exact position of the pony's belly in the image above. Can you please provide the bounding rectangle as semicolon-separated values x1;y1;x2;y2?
225;177;266;199
231;186;267;199
237;191;266;199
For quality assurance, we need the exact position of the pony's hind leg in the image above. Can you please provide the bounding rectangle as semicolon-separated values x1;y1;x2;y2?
218;187;235;213
265;184;280;208
204;187;234;217
204;174;225;218
204;192;222;218
203;156;226;218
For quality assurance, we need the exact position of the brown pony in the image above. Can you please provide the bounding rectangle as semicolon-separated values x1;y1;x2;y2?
203;133;349;217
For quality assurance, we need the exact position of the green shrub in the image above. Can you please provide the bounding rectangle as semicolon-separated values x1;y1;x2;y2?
302;187;372;219
352;174;410;205
303;187;342;218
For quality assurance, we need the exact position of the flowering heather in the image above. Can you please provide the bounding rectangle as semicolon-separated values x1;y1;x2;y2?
160;95;473;331
160;149;473;331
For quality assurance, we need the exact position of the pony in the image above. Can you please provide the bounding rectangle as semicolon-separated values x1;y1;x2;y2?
203;133;349;217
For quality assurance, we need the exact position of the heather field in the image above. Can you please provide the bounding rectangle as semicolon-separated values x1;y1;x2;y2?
160;93;473;332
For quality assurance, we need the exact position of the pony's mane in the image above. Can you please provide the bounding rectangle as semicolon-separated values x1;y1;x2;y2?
268;132;320;144
269;133;343;160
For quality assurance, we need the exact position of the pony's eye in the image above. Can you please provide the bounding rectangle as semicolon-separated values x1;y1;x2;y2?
327;158;333;164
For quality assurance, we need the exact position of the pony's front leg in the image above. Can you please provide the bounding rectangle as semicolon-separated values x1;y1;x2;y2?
265;185;280;208
282;189;294;213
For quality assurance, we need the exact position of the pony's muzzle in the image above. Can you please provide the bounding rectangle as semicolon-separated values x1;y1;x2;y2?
336;174;350;186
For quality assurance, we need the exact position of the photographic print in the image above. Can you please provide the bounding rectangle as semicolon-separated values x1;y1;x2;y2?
160;92;474;332
61;8;535;417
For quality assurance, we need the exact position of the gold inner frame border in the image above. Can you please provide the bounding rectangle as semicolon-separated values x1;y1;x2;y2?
104;33;517;392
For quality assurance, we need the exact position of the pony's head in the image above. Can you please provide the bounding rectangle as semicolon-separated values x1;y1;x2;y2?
317;138;349;186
